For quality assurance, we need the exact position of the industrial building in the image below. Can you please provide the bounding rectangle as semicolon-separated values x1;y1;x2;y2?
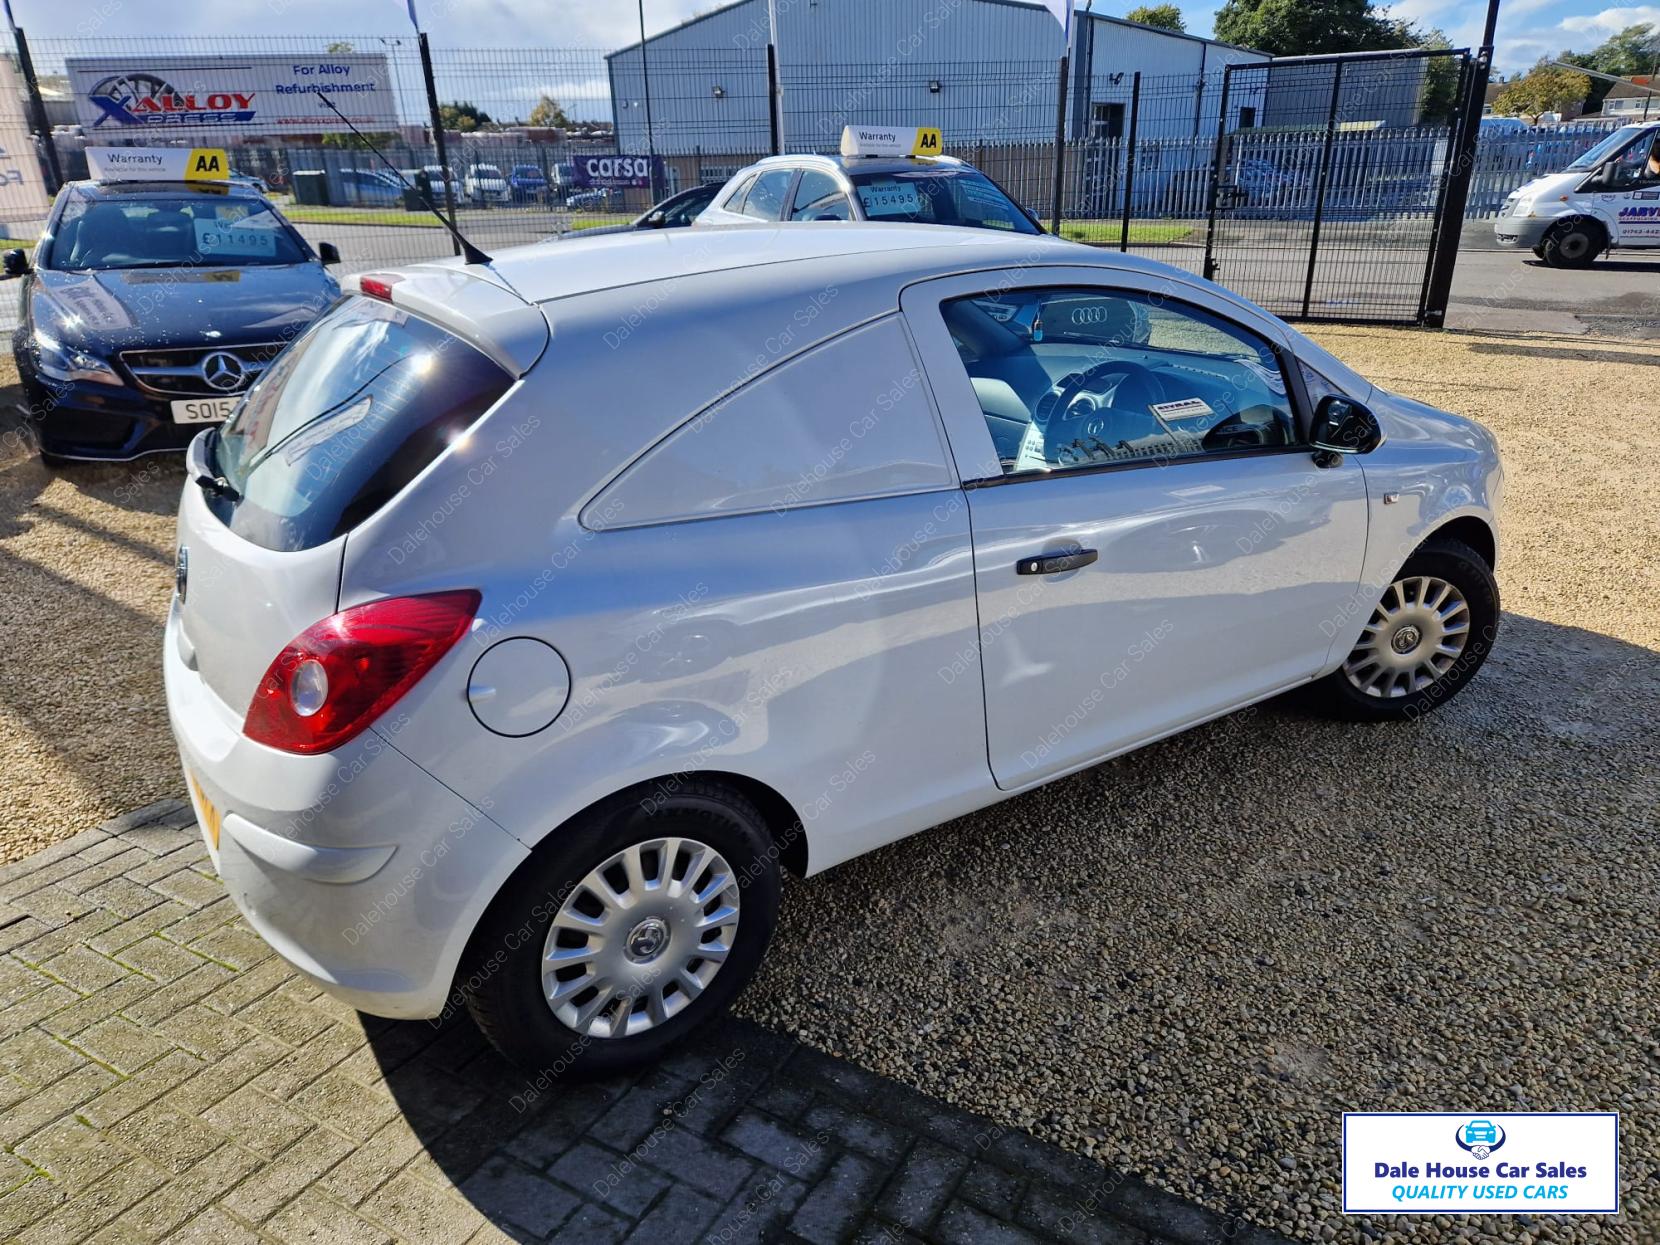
606;0;1270;155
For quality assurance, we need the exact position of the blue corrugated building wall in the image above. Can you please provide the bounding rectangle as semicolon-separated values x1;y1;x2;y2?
606;0;1268;155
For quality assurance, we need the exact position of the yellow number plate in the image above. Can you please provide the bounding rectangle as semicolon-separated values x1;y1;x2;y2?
186;773;222;850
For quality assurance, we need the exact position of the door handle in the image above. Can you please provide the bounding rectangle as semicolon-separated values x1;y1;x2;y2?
1015;549;1098;575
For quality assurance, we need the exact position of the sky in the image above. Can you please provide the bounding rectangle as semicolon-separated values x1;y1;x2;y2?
29;0;1660;79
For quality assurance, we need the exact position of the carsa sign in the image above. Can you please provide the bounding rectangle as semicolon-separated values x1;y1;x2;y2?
571;155;662;190
66;53;397;133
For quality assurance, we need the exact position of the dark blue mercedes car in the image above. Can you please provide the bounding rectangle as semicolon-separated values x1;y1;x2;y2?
7;178;340;464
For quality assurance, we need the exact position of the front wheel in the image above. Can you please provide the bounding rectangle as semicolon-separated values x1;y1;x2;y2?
461;780;781;1075
1306;538;1499;722
1539;221;1604;268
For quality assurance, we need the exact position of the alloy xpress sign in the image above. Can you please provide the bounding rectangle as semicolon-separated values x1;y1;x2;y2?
66;53;397;133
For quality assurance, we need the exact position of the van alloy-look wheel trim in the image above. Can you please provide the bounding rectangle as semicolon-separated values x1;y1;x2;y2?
542;836;741;1039
1342;575;1470;699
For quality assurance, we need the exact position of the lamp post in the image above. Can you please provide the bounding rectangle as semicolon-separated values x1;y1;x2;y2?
639;0;660;202
767;0;785;154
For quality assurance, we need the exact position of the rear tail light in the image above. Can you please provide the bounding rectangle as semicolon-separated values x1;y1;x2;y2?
243;590;480;755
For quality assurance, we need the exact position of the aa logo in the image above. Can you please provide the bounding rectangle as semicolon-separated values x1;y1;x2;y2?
185;149;228;181
912;128;942;156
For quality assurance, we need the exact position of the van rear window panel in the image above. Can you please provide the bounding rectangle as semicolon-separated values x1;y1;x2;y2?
211;296;512;552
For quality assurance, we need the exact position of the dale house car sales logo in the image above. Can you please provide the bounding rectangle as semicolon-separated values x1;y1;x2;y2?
1343;1112;1618;1215
88;73;256;128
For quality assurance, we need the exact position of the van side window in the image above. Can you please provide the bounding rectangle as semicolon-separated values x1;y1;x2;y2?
941;287;1299;476
585;318;954;529
1608;132;1660;188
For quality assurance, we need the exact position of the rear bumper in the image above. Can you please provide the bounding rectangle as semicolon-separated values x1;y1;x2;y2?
164;599;529;1019
1493;217;1553;249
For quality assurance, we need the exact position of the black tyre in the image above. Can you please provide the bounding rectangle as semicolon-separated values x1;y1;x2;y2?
1306;537;1499;723
461;780;781;1075
1539;220;1604;268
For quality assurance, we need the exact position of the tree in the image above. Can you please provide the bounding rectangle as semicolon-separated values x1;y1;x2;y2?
1125;4;1184;32
528;94;572;128
1492;62;1593;118
439;101;492;133
1413;28;1462;124
1561;23;1659;112
320;130;397;150
1213;0;1403;56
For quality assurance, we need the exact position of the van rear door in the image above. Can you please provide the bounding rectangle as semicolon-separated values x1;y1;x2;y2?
174;450;344;714
177;293;516;716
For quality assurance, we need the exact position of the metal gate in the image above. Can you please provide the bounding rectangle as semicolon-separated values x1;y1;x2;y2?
1202;49;1473;325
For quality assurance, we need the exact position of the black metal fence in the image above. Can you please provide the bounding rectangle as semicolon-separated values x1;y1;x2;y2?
1202;50;1473;324
0;29;1568;324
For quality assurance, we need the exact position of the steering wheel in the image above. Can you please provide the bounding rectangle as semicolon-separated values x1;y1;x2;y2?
1042;359;1169;426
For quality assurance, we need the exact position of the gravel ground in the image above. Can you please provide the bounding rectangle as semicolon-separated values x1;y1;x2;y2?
0;357;185;862
0;329;1655;1242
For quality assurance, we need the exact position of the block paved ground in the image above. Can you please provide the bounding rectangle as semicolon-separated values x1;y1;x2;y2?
0;799;1296;1245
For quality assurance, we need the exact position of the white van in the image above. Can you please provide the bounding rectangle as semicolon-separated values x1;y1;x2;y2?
1496;122;1660;266
164;226;1503;1072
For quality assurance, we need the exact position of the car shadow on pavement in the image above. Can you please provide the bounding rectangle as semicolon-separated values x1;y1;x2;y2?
355;612;1657;1244
360;1006;1298;1244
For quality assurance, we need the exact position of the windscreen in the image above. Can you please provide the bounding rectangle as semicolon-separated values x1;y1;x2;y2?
849;169;1040;234
210;295;512;552
1565;126;1648;171
45;195;310;270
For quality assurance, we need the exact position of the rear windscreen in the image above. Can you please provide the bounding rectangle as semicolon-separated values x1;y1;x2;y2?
211;295;512;552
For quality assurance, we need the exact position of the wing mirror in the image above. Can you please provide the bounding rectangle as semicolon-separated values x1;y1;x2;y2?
1;248;30;278
642;210;667;228
1310;395;1383;467
317;242;341;266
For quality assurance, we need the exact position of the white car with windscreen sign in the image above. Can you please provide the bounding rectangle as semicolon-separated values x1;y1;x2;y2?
6;147;339;463
695;125;1043;234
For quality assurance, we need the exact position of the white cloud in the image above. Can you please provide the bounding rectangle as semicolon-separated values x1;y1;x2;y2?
1559;5;1660;36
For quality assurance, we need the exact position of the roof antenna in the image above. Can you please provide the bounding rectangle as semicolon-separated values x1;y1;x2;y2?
314;90;493;266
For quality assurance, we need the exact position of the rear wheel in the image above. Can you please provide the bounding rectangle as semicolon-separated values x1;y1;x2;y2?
1306;538;1499;722
1539;220;1605;268
462;780;780;1075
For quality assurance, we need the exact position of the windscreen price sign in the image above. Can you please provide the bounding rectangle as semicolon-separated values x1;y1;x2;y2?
1343;1113;1619;1215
